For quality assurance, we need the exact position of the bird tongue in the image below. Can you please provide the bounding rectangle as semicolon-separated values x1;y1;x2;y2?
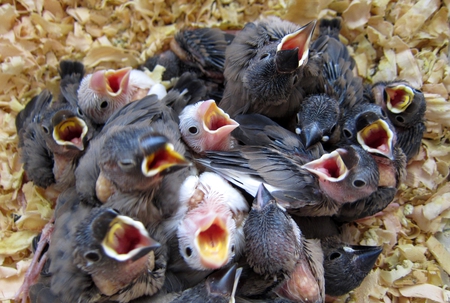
102;215;160;262
195;215;230;269
385;84;414;113
53;116;88;150
302;150;349;182
357;119;394;159
277;20;317;68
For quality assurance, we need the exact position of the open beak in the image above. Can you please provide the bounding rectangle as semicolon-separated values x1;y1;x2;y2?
89;67;131;97
195;214;231;269
198;100;239;138
385;84;414;114
140;135;191;177
357;119;394;159
302;150;349;182
276;20;317;71
52;110;88;151
101;215;160;262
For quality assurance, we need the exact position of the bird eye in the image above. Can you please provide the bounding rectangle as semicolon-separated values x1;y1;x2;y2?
329;252;341;260
292;74;299;85
112;208;121;214
100;101;108;109
118;159;136;169
77;107;84;117
84;251;101;263
260;53;269;60
188;126;198;135
380;109;387;118
396;116;405;123
343;128;352;138
185;247;193;257
353;179;366;188
42;125;49;134
413;88;421;94
231;245;235;253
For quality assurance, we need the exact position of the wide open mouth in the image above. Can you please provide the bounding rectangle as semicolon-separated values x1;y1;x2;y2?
199;100;239;134
141;142;190;177
357;119;394;159
89;67;131;97
195;216;231;269
302;150;348;182
277;20;317;67
53;115;88;150
102;215;159;262
385;84;414;113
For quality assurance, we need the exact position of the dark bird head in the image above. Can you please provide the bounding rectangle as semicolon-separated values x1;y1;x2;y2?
99;127;191;192
275;20;317;73
74;207;160;296
296;94;340;148
51;109;89;152
342;103;396;160
372;81;426;128
244;184;301;278
322;238;382;296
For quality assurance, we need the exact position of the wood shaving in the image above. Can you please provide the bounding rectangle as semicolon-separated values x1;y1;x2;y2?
0;0;449;302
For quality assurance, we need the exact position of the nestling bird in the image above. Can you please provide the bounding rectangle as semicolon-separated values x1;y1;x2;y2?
242;184;324;302
368;80;426;161
198;141;379;218
176;172;249;271
179;99;239;153
340;102;397;160
77;67;167;124
219;16;318;128
295;18;364;148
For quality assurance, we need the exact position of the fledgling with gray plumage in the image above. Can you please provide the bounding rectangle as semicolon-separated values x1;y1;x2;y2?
295;18;365;149
242;185;325;302
368;80;426;161
198;123;379;218
73;207;164;302
219;16;318;129
75;73;203;207
16;60;96;192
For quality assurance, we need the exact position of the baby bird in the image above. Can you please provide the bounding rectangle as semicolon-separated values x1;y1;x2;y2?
220;16;317;128
179;99;239;153
368;80;426;161
77;67;167;124
177;172;249;271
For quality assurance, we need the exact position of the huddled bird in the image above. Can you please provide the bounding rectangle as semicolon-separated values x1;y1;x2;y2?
15;15;422;303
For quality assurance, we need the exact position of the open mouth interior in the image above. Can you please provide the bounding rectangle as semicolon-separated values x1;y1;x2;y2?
142;144;187;176
358;121;391;155
107;219;151;255
54;117;86;147
196;218;229;268
302;151;347;182
386;85;413;113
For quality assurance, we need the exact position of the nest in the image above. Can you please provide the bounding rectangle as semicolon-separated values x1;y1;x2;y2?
0;0;449;302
